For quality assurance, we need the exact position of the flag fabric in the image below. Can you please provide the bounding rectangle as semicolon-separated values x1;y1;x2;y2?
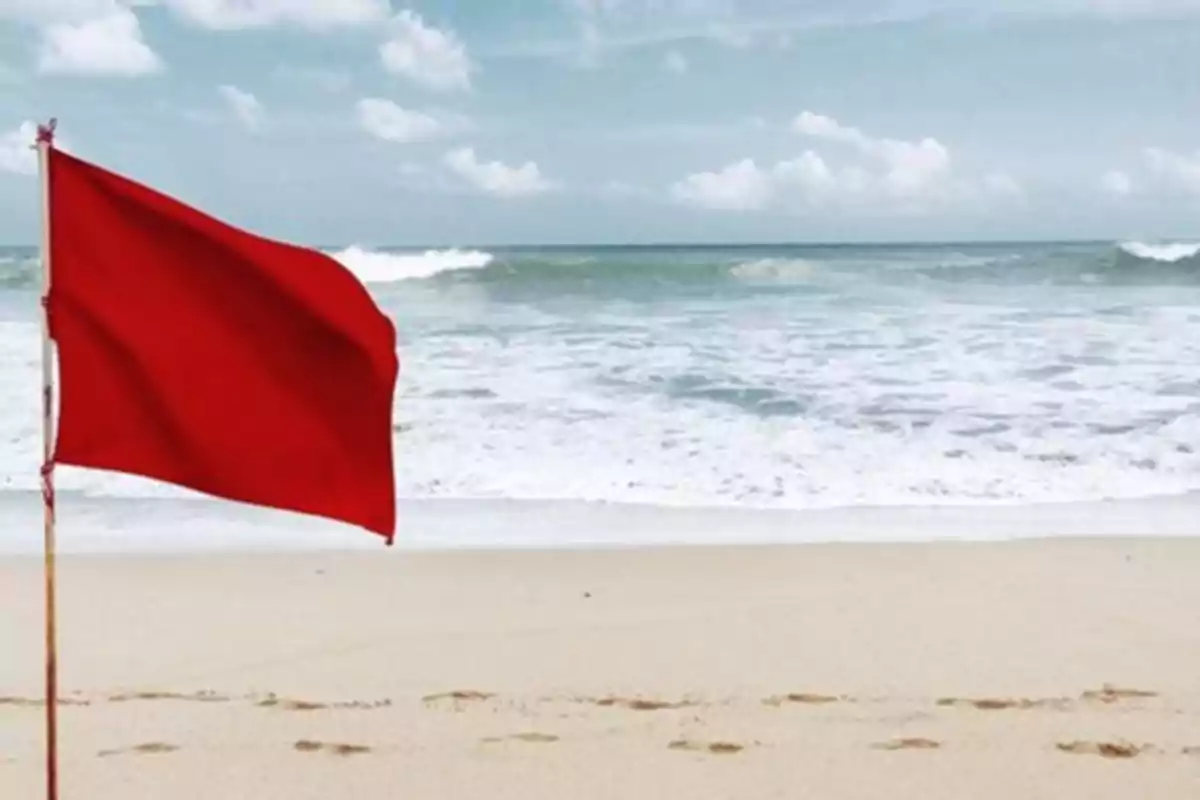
45;147;399;541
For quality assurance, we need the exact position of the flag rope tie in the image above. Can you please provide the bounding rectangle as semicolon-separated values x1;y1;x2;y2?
37;120;56;146
40;462;54;508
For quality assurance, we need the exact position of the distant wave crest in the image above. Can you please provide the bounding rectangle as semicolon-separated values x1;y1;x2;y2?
1117;241;1200;264
729;258;819;281
0;255;39;289
5;242;1200;294
327;246;494;283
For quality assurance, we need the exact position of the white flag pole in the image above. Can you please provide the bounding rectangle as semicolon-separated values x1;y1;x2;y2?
35;117;60;800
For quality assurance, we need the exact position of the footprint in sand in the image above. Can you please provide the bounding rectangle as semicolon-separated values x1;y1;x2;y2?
0;697;40;708
422;690;495;706
257;696;328;711
259;695;392;711
668;739;745;755
108;691;228;704
330;699;393;710
1080;685;1158;704
97;742;179;758
481;732;560;745
763;693;842;707
872;738;941;751
589;696;694;711
0;696;90;708
293;740;372;756
1056;740;1148;759
935;697;1060;711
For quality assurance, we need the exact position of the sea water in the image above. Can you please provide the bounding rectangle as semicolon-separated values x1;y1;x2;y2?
1;240;1199;551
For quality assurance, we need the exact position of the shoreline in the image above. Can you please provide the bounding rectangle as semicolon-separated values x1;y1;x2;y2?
0;530;1197;561
0;491;1198;555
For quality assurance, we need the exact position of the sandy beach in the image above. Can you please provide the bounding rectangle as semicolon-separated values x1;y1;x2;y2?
2;537;1199;799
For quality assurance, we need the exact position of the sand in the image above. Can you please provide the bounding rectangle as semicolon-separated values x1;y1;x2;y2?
2;538;1200;798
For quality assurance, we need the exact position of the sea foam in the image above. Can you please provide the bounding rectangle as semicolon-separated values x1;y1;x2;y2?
327;246;493;282
1118;241;1200;263
2;242;1200;520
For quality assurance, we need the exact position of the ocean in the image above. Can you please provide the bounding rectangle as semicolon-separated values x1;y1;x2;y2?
2;239;1199;551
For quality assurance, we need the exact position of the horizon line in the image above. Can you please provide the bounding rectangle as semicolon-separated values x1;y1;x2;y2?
0;236;1174;251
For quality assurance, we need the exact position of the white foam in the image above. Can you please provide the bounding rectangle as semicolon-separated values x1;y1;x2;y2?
729;258;818;281
4;249;1200;518
1119;241;1200;263
327;245;493;283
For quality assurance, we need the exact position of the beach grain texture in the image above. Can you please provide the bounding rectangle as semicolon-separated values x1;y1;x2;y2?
2;539;1200;798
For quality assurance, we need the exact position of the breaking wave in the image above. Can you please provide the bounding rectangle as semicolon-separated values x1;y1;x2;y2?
4;241;1200;293
0;255;38;289
728;258;820;281
327;246;494;283
4;240;1200;512
1117;241;1200;265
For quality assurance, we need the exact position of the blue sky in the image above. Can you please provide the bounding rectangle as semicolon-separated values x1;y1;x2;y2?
1;0;1200;245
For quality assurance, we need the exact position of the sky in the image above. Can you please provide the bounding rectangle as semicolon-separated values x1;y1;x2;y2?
1;0;1200;246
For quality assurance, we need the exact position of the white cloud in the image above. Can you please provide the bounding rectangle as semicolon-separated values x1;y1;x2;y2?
1143;147;1200;194
792;111;952;198
880;138;951;196
537;1;1200;64
218;85;264;132
0;121;38;176
772;151;848;199
564;0;747;66
792;111;857;142
1100;148;1200;200
670;158;772;211
380;10;472;92
5;0;386;28
0;0;120;24
663;49;688;75
37;7;162;76
673;112;1016;215
163;0;389;29
357;98;448;144
1100;169;1134;197
443;147;552;198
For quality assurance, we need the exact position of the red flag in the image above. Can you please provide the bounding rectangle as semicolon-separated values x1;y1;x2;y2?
45;147;399;542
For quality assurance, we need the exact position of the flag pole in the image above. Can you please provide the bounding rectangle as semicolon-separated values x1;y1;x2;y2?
35;118;59;800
